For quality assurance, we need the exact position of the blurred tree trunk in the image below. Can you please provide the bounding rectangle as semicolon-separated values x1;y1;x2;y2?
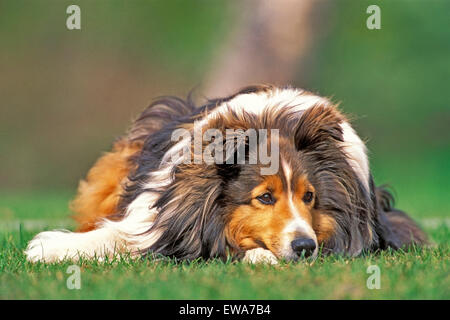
203;0;321;97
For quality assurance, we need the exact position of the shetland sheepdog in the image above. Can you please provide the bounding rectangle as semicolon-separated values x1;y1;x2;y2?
25;85;427;263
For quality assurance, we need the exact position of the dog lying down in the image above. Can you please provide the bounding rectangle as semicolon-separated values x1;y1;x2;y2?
25;85;428;264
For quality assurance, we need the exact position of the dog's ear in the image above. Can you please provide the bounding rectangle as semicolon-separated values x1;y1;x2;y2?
294;105;345;151
215;129;254;182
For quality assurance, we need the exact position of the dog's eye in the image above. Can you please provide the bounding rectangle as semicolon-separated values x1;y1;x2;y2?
256;192;276;205
303;191;314;204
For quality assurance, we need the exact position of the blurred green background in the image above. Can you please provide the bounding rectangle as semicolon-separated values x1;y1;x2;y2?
0;0;448;223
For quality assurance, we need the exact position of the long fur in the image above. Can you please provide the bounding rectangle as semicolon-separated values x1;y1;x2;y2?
25;85;428;263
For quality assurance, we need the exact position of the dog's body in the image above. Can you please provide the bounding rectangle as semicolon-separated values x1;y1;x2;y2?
25;85;427;263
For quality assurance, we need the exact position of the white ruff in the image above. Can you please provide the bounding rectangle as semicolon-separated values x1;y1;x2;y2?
26;178;168;263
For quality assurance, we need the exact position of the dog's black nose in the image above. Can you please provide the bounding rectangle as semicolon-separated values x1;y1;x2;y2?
291;238;316;257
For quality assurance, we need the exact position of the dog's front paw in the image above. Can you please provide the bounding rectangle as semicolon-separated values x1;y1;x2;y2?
243;248;278;265
25;230;75;263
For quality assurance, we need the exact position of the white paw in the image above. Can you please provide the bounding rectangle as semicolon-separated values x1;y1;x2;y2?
243;248;278;265
25;230;76;263
25;228;127;263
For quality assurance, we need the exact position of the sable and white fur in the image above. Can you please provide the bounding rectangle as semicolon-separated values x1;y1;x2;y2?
25;85;427;263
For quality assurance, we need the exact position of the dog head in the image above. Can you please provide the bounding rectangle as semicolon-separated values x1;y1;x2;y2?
133;86;377;261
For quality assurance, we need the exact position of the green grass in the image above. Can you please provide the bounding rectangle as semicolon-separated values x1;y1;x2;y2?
0;194;448;299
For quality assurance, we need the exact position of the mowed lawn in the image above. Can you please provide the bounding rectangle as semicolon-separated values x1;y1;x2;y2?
0;191;448;300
